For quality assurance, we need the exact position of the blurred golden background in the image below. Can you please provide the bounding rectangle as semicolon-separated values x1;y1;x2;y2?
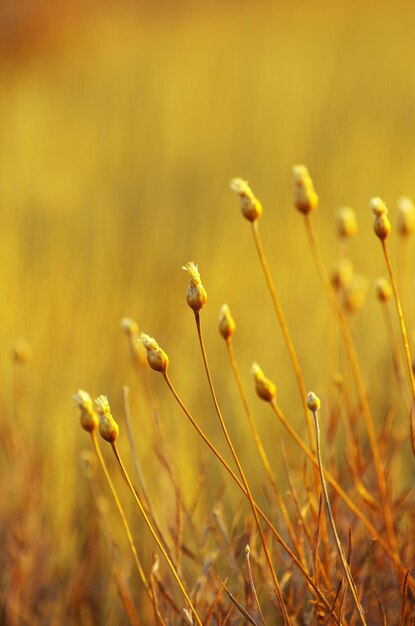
1;1;415;623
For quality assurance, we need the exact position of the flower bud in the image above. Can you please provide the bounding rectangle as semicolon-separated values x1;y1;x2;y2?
218;304;236;340
370;197;391;240
230;178;263;222
307;391;321;412
331;258;354;291
293;165;318;214
251;362;276;402
336;206;357;239
120;317;139;338
140;333;169;373
73;389;99;433
95;395;119;443
342;274;368;313
397;196;415;237
182;262;207;312
375;278;392;303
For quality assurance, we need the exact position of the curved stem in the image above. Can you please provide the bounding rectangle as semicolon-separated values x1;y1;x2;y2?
91;431;149;592
251;220;316;454
381;240;415;405
226;337;312;569
311;408;367;625
194;311;291;625
163;370;343;625
270;399;414;588
380;304;409;413
304;214;399;558
111;443;204;626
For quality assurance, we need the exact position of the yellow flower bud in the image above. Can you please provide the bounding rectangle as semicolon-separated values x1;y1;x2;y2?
336;206;358;239
182;262;208;312
307;391;321;412
73;389;99;433
230;178;263;222
140;333;169;373
397;196;415;237
370;197;391;240
218;304;236;340
375;278;392;303
293;165;318;215
120;317;139;338
95;395;119;443
251;362;277;402
342;274;368;313
331;259;354;291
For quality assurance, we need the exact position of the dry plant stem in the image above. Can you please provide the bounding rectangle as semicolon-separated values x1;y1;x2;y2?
194;312;292;626
149;575;168;626
122;387;158;523
397;237;414;341
311;408;367;625
162;371;342;625
271;400;415;589
128;349;200;569
251;220;315;453
380;305;409;412
110;442;204;626
304;215;399;558
90;431;149;594
245;548;266;626
128;339;174;477
226;337;302;559
121;386;182;571
381;240;415;405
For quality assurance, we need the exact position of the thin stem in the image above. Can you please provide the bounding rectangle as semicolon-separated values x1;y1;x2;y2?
245;546;266;626
304;215;399;558
122;385;151;505
251;220;316;453
90;431;149;593
194;311;291;625
163;370;343;624
110;443;204;626
226;337;306;563
311;408;367;625
270;399;414;588
380;303;409;413
381;240;415;405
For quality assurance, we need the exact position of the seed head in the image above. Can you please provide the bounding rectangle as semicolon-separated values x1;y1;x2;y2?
397;196;415;237
331;258;354;291
293;165;318;214
120;317;139;338
375;278;392;303
307;391;321;412
218;304;236;340
73;389;99;433
370;197;391;240
230;178;263;222
140;333;169;373
336;206;358;239
251;362;277;402
182;262;207;312
95;395;119;443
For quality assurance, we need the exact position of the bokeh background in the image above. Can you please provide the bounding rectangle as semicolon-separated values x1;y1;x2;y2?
1;0;415;623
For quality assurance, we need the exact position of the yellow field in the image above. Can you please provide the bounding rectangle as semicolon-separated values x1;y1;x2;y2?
1;2;415;624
